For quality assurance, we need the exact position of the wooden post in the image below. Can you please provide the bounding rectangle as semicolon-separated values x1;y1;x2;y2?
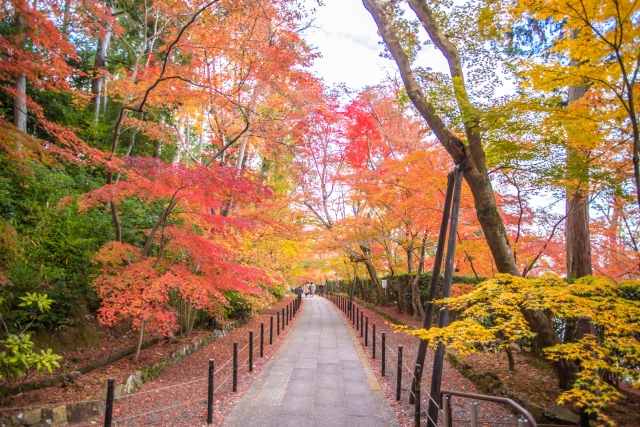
382;332;386;376
260;322;264;357
373;323;376;359
207;360;214;424
396;345;403;401
104;378;115;427
412;170;455;404
249;331;254;372
365;316;368;345
414;364;422;427
233;342;238;392
426;167;464;419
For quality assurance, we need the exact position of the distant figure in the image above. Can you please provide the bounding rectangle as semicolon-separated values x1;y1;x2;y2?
303;282;310;297
309;283;316;297
318;283;324;297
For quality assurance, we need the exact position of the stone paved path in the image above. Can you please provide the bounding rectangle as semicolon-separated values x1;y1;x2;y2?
223;296;399;427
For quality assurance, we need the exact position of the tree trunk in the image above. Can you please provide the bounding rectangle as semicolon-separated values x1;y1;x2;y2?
92;31;111;124
505;345;515;371
362;0;579;388
62;0;71;35
410;239;427;318
358;244;388;305
14;12;27;133
134;320;146;361
566;84;592;280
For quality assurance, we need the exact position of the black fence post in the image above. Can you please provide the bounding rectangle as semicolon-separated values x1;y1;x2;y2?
233;342;238;392
286;305;289;326
249;331;254;372
414;364;422;427
260;322;264;358
104;378;114;427
270;316;273;345
365;316;368;345
282;308;285;330
396;345;403;401
290;302;292;320
356;307;359;331
277;311;280;335
207;359;214;424
381;332;386;376
373;323;376;359
360;311;364;337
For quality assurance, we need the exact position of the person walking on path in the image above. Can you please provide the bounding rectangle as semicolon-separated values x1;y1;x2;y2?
318;283;324;297
303;282;310;297
309;282;316;297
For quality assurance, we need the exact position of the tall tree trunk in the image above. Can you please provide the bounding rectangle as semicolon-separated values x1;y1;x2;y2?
406;247;416;316
14;12;27;133
566;84;592;280
357;244;388;305
62;0;71;35
134;320;146;361
362;0;579;388
411;238;427;319
92;31;112;124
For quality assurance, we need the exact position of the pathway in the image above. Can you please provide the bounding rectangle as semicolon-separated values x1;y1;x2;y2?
223;296;399;427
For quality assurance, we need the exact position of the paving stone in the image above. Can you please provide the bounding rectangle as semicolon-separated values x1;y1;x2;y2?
253;388;285;405
291;368;316;380
280;393;314;414
314;388;345;407
263;373;291;389
312;406;350;427
342;369;367;382
316;363;340;375
350;415;383;427
238;405;279;426
345;395;378;417
274;412;312;427
343;381;372;396
316;374;342;389
295;358;318;369
287;379;316;395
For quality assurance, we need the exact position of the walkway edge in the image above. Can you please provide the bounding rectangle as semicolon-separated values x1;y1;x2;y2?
337;303;399;426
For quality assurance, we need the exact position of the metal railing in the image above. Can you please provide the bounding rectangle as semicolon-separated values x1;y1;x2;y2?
440;390;537;427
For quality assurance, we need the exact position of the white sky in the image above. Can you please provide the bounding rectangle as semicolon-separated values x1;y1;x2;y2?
302;0;450;90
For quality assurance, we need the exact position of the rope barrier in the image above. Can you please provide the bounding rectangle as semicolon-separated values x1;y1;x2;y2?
213;373;233;394
113;377;206;401
214;356;232;375
112;397;206;424
422;387;443;412
239;356;249;369
420;398;440;427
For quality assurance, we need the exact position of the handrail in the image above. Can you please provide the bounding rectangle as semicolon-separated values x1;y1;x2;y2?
440;390;537;426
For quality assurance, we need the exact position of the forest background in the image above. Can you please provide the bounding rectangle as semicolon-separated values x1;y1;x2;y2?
0;0;638;424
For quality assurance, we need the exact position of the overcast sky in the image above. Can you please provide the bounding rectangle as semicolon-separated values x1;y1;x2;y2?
302;0;449;90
